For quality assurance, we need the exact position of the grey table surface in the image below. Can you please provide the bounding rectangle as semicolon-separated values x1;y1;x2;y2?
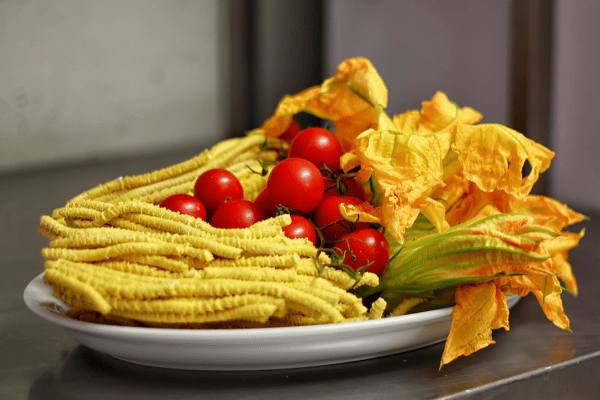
1;147;599;400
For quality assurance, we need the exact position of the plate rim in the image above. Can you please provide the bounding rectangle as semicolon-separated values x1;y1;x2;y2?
24;272;460;340
23;272;521;370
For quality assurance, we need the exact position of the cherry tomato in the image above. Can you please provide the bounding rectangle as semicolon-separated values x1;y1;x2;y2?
323;177;367;201
267;158;324;214
159;194;207;221
313;195;370;242
334;228;390;276
279;119;302;142
194;169;243;216
282;214;317;246
289;127;343;173
254;188;278;219
210;199;264;229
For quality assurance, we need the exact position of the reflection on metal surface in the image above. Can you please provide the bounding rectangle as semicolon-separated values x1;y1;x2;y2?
552;336;575;364
27;345;445;400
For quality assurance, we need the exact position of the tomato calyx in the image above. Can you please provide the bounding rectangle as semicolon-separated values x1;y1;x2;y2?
320;163;360;178
259;136;288;161
274;204;294;216
321;165;367;200
315;245;373;287
326;178;352;197
246;159;275;177
315;214;363;244
333;228;391;277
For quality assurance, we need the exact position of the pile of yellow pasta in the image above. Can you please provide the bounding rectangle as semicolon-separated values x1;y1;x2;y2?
39;133;384;328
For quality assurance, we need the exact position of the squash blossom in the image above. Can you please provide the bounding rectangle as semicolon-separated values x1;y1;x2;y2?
254;57;586;368
378;213;582;295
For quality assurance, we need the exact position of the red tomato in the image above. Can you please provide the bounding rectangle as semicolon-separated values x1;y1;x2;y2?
194;169;243;216
334;228;390;276
323;177;367;201
159;194;207;221
254;188;278;219
279;119;302;142
267;158;324;214
282;214;317;246
313;195;370;242
289;127;343;173
210;199;264;229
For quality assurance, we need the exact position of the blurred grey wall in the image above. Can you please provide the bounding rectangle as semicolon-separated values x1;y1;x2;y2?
0;0;230;173
251;0;323;127
551;0;600;210
324;0;510;125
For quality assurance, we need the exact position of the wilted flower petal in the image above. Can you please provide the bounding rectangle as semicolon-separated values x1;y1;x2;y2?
509;195;587;232
254;57;387;152
452;124;555;198
504;275;570;330
340;201;383;225
441;281;509;366
353;128;452;240
551;252;578;295
393;91;482;135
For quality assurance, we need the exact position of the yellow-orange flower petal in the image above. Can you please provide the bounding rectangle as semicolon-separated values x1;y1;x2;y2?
393;92;483;135
322;57;388;109
509;195;587;232
552;252;578;295
445;184;510;227
339;150;362;174
340;202;383;226
354;128;452;240
256;57;387;152
441;281;509;366
431;171;470;212
452;124;555;198
417;199;449;235
506;275;570;330
334;106;380;152
260;86;321;137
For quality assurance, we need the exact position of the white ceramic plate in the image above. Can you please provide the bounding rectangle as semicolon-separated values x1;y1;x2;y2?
24;272;520;370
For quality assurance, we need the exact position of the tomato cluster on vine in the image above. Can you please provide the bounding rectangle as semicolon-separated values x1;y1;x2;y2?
159;121;390;277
